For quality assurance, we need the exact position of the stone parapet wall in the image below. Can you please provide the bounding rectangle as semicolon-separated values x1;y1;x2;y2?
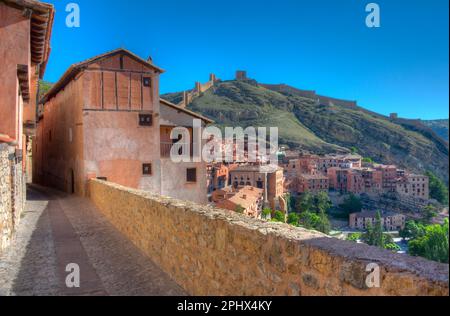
89;179;449;296
0;143;25;253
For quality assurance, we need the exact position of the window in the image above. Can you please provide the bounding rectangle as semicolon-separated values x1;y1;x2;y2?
187;168;197;183
143;77;152;87
143;163;152;175
139;114;153;126
120;56;124;70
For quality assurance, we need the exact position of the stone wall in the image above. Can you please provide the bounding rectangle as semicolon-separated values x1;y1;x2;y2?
0;143;25;253
360;192;438;216
177;74;219;108
88;179;449;296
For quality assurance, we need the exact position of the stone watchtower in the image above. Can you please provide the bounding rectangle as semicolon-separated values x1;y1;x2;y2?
390;113;398;120
236;70;247;81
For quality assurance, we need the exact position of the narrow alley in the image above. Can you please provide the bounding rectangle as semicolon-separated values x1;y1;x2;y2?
0;185;186;296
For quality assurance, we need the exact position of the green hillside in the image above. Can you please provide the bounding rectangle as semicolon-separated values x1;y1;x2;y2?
162;80;449;182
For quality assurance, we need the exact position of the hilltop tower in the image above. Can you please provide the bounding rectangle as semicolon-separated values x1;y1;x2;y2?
236;70;247;81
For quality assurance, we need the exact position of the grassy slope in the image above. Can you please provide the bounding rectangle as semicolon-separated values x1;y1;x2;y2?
162;80;449;181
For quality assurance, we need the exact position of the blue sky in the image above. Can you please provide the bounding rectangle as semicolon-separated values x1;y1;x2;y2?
43;0;448;119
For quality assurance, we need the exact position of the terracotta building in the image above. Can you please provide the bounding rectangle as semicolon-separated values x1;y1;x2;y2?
34;48;211;204
0;0;54;252
229;164;286;211
214;186;264;218
286;154;319;178
396;174;429;200
327;167;364;194
349;211;406;231
374;164;398;192
296;173;329;194
360;168;383;194
207;163;234;198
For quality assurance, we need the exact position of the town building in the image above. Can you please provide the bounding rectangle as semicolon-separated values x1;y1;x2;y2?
0;0;54;252
360;168;383;194
296;173;329;194
317;154;362;173
34;48;211;204
285;153;319;177
349;210;406;231
396;174;429;200
374;164;398;192
207;163;236;199
229;164;286;211
213;186;264;218
327;167;364;194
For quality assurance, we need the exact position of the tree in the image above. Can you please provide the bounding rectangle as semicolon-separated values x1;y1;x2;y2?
408;219;449;263
426;171;449;205
38;80;53;98
299;192;314;213
315;191;332;214
362;157;373;164
385;243;401;252
339;194;362;215
299;211;320;230
350;146;358;154
262;208;271;220
347;232;362;242
423;205;438;223
272;210;285;223
287;212;300;226
363;211;384;248
316;208;331;234
400;220;425;240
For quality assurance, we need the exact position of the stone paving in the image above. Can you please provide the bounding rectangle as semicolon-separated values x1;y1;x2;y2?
0;185;186;296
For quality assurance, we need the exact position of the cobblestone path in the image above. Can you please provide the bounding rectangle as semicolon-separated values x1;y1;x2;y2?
0;185;186;296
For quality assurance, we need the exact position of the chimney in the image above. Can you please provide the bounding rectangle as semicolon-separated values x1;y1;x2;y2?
147;55;153;63
242;194;247;200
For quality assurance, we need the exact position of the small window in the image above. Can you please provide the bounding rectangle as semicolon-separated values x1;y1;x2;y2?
187;168;197;183
143;77;152;87
143;163;152;175
139;114;153;126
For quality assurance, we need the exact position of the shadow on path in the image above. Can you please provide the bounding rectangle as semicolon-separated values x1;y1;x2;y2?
7;185;186;296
